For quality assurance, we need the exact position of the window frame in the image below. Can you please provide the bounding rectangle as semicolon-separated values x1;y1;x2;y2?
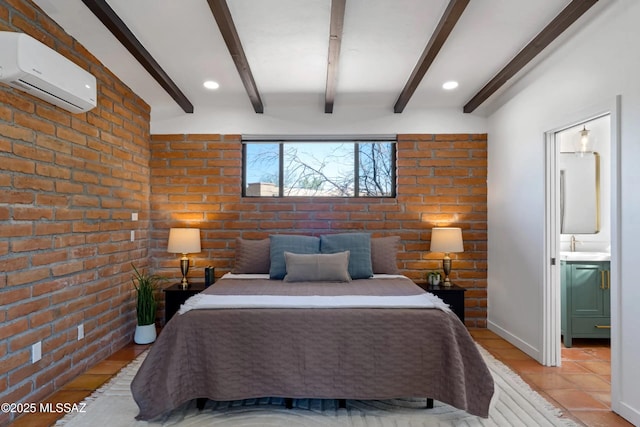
242;138;397;198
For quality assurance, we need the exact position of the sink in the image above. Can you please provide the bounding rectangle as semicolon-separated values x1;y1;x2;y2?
560;251;611;261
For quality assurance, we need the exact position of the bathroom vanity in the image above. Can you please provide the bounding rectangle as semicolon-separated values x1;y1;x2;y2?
561;255;611;348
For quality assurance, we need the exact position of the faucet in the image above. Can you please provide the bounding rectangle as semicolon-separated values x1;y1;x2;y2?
570;235;577;252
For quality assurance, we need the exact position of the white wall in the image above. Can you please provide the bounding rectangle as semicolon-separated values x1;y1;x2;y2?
151;105;487;135
487;0;640;424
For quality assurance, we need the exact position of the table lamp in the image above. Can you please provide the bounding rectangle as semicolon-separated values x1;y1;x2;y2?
167;228;201;289
429;227;464;286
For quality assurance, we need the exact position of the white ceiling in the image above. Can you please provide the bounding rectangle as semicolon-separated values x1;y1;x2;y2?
31;0;601;130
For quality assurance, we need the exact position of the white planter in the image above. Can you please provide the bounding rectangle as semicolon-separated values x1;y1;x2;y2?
134;324;156;344
428;274;441;286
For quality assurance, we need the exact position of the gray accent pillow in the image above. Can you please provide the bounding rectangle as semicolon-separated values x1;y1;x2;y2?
371;236;401;274
269;235;321;279
320;233;373;279
283;251;351;282
232;238;270;274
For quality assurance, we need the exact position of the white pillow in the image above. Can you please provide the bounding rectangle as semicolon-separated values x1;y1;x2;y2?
283;251;351;282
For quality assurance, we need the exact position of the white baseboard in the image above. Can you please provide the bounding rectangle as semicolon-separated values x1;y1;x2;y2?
487;320;543;363
613;401;640;427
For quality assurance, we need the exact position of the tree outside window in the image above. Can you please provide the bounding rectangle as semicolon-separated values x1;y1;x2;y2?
243;140;395;198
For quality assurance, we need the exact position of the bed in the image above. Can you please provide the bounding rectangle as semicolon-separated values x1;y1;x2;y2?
130;234;494;420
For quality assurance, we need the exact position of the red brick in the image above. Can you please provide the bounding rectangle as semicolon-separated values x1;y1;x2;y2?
0;123;35;142
34;222;70;236
0;255;28;273
36;163;72;179
35;134;72;154
87;112;110;131
0;223;32;238
0;138;10;153
72;145;100;162
32;250;68;267
12;207;54;221
152;134;186;141
51;260;84;277
8;327;51;353
71;117;100;137
29;308;57;328
434;133;473;141
7;298;50;321
55;180;84;194
11;236;52;252
0;87;35;113
0;0;153;410
0;350;31;376
35;105;70;126
0;318;28;340
56;127;87;145
15;111;55;135
1;157;35;174
100;110;124;127
13;175;54;191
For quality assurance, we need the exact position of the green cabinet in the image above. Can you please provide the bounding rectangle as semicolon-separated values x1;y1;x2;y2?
561;261;610;347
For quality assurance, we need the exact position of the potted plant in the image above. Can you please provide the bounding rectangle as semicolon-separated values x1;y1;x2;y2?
427;271;442;286
132;264;163;344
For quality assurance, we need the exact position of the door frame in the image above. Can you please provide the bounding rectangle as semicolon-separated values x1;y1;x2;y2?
543;96;621;405
543;129;561;366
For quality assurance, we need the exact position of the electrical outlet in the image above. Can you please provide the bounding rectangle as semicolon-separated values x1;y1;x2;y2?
32;341;42;363
130;230;135;242
77;324;84;340
131;212;138;221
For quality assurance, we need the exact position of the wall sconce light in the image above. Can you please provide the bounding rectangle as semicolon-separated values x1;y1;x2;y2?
429;227;464;286
167;228;201;289
574;125;593;156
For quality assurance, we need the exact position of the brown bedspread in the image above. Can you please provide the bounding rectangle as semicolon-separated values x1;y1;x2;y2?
131;276;494;420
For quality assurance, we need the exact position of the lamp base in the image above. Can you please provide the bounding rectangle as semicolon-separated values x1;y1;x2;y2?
180;256;190;289
442;254;452;287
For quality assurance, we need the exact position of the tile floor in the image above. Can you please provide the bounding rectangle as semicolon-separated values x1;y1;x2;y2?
9;345;149;427
471;329;632;427
10;329;632;427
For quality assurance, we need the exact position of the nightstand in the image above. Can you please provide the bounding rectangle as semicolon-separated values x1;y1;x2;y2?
163;282;206;324
414;282;466;323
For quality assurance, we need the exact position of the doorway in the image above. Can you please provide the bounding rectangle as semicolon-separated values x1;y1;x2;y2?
545;113;612;366
556;114;612;362
544;97;621;413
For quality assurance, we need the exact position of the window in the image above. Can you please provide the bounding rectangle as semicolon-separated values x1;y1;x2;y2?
243;139;396;197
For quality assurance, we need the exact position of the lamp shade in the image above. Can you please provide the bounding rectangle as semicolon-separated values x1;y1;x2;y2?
167;228;201;254
573;125;594;155
430;227;464;253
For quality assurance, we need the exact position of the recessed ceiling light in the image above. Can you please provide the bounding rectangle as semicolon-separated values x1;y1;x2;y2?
203;80;220;90
442;81;459;90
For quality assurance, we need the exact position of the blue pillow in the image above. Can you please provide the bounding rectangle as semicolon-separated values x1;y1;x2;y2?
269;235;321;279
320;233;373;279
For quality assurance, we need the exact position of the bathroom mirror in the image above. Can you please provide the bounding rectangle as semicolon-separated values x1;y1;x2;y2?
560;152;600;234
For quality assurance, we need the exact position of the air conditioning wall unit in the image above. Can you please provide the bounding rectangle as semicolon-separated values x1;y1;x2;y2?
0;32;97;114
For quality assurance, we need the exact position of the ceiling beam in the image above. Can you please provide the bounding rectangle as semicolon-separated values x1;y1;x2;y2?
206;0;264;114
393;0;470;113
463;0;598;113
81;0;194;114
324;0;347;114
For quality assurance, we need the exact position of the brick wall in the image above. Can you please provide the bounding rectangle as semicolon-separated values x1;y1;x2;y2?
0;1;151;424
150;133;487;326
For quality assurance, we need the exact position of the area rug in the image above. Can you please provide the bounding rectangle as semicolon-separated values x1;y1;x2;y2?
57;345;578;427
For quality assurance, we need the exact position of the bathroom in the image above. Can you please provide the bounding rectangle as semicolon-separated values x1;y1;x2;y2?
558;115;611;256
557;114;611;354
